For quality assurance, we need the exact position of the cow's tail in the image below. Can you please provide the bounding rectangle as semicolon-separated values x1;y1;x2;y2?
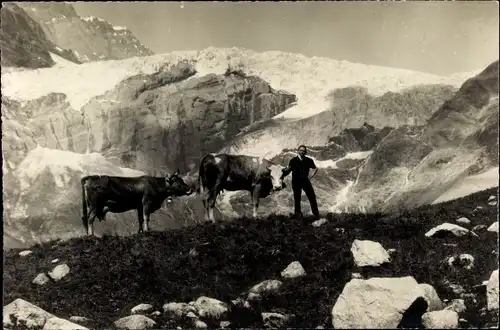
81;177;89;234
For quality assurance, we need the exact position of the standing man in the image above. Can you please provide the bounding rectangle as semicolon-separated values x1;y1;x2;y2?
281;145;320;220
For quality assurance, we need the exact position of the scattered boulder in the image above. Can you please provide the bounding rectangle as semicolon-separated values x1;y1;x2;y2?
447;254;475;270
421;310;459;329
193;296;229;320
387;248;396;254
51;259;59;263
48;264;70;281
487;269;499;311
281;261;306;279
312;218;328;227
33;273;51;286
163;302;196;319
350;239;390;267
419;283;444;311
456;217;471;225
487;221;499;233
425;223;474;238
445;299;466;313
220;321;231;328
69;316;92;324
331;276;427;328
43;316;88;330
149;311;161;317
231;297;251;309
488;195;497;202
248;279;283;301
113;315;156;330
186;312;198;319
351;272;363;279
488;201;497;206
3;298;55;328
262;312;292;328
193;319;208;329
19;250;32;257
131;304;154;315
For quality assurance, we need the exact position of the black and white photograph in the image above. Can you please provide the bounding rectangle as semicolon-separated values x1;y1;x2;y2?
2;0;499;329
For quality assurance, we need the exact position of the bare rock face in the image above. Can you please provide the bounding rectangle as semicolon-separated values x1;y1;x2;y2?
17;2;153;63
336;60;499;213
81;63;296;173
0;3;80;69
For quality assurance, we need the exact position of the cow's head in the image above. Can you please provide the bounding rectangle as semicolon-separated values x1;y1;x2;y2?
267;164;287;192
164;169;194;198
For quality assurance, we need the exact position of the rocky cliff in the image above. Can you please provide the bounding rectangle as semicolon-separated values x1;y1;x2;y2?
224;84;458;158
0;3;80;68
2;62;296;247
17;2;154;63
335;60;499;213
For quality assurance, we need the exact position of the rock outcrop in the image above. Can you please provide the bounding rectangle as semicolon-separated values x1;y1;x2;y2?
0;3;80;69
17;2;153;63
336;60;499;213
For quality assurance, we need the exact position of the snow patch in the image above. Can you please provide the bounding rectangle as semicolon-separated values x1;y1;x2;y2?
432;167;499;204
330;180;355;213
82;16;106;23
16;145;144;193
113;26;128;31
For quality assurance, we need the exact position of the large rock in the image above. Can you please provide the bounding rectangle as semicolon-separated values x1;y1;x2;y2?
281;261;306;279
331;276;427;328
3;298;86;329
48;263;70;281
487;269;499;311
3;298;54;328
350;239;391;267
419;283;444;312
43;317;88;330
113;315;156;330
192;296;229;320
425;223;472;238
487;221;499;233
421;310;459;329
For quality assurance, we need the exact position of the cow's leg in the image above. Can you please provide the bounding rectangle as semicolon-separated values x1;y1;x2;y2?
208;177;226;222
142;202;152;233
137;205;145;234
87;208;98;236
202;189;211;222
251;185;261;220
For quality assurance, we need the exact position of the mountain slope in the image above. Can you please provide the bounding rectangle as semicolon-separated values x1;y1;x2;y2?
336;60;499;213
0;3;80;69
3;188;498;329
17;2;154;63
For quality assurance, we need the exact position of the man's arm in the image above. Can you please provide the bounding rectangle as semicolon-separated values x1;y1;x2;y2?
309;158;318;180
281;158;293;178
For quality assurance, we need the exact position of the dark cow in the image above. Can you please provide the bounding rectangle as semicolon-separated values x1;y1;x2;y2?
81;170;193;235
198;153;286;222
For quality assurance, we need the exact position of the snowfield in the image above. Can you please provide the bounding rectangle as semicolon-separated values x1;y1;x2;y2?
1;47;478;118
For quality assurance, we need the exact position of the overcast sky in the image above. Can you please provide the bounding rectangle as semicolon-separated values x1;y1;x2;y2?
73;1;499;76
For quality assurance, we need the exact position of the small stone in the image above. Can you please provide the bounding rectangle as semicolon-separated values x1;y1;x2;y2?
487;222;499;233
220;321;231;328
488;201;497;206
69;316;92;324
488;195;497;202
425;223;473;238
113;315;156;330
193;320;207;329
48;264;70;281
312;218;328;227
131;304;154;315
51;259;59;263
32;273;50;286
281;261;306;279
19;250;32;257
351;272;362;279
186;312;198;319
149;311;161;317
456;217;471;225
350;239;390;267
487;269;499;311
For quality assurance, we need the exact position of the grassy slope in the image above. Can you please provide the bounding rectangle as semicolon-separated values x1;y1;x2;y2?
3;188;498;329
